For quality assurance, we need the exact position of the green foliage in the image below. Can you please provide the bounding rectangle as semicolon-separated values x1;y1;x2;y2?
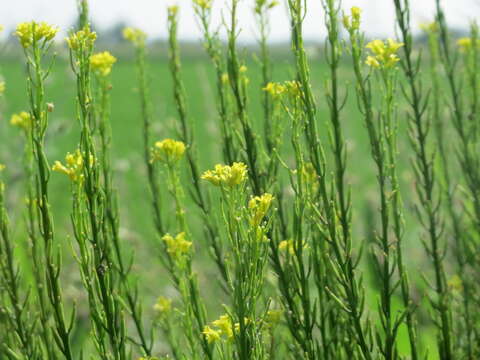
1;0;479;359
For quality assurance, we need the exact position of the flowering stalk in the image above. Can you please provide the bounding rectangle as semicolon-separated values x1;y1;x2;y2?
124;28;166;241
92;50;154;356
268;88;320;359
167;6;228;288
365;36;409;360
16;21;75;360
288;1;372;358
9;109;58;358
66;26;128;360
391;2;454;359
202;163;272;360
227;0;264;195
151;139;212;360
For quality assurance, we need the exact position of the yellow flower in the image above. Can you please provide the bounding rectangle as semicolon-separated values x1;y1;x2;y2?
193;0;212;9
0;164;5;172
457;37;479;52
201;162;248;187
10;111;32;131
168;5;179;17
52;150;94;183
263;82;286;98
420;22;438;33
278;239;294;254
153;296;172;315
221;73;229;84
162;232;192;258
265;309;282;328
365;38;404;69
212;314;233;339
279;239;307;255
151;139;186;164
301;162;319;192
0;25;4;33
255;0;278;13
202;325;221;344
15;21;58;48
365;56;380;68
90;51;117;76
343;6;362;32
123;27;147;46
67;26;97;51
0;81;5;96
239;65;248;73
249;193;274;227
447;275;463;292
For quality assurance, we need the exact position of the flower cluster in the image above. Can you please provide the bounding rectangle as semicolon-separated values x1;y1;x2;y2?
343;6;362;32
153;296;172;315
263;80;301;99
90;51;117;76
254;0;279;14
457;37;480;52
168;5;179;17
15;21;58;48
279;239;308;255
300;162;319;194
123;27;147;47
203;315;233;343
263;82;286;98
202;315;252;344
0;164;5;172
419;22;438;33
249;193;274;227
201;162;248;187
162;232;192;258
0;81;5;96
66;26;97;51
151;139;186;165
365;39;404;69
52;150;94;183
193;0;212;10
10;111;32;131
264;309;282;329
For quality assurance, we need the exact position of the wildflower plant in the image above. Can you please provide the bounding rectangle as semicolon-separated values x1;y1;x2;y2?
3;0;480;359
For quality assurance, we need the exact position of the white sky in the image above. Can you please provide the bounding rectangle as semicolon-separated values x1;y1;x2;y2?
1;0;479;42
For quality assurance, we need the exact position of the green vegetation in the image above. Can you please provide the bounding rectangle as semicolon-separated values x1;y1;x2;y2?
0;0;479;359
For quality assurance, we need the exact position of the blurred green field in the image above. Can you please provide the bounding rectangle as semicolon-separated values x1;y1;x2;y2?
0;50;436;354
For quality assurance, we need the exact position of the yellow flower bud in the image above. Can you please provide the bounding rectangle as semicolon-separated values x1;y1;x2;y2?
67;25;97;51
202;325;221;343
52;150;94;183
193;0;212;10
151;139;186;164
15;21;58;48
162;232;192;258
168;5;179;17
249;193;274;227
10;111;32;131
365;38;403;69
90;51;117;76
153;296;172;315
123;27;147;47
